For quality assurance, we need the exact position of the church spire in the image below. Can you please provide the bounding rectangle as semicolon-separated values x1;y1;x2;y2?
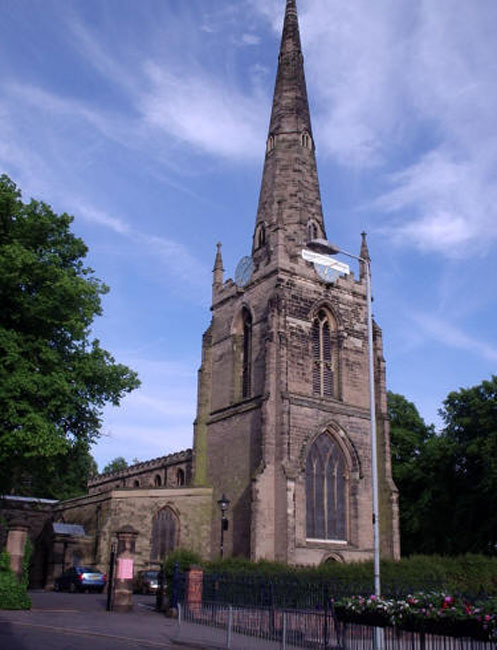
268;0;312;137
253;0;326;266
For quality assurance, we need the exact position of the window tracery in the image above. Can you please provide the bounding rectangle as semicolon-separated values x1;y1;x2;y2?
306;433;348;540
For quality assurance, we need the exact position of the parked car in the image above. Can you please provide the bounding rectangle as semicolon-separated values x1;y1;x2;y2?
134;570;160;594
54;566;107;593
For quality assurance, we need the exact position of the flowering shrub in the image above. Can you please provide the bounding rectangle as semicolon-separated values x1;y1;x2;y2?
333;592;497;640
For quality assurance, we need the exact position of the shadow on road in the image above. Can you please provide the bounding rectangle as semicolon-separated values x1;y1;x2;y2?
0;621;28;650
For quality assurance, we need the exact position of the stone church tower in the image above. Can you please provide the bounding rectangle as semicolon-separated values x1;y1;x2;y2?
193;0;400;564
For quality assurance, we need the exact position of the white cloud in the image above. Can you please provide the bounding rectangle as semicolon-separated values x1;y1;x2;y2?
241;33;261;46
75;202;131;235
140;63;266;161
376;149;496;256
290;0;497;257
75;199;210;295
412;313;497;363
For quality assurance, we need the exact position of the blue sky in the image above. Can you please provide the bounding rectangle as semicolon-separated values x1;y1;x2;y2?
2;0;496;471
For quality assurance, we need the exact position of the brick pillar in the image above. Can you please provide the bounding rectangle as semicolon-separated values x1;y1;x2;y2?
113;525;138;613
185;566;203;609
6;521;29;581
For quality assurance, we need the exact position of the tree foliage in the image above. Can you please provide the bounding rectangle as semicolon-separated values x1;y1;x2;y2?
439;376;497;554
0;175;140;495
388;378;497;556
388;391;437;555
102;456;128;474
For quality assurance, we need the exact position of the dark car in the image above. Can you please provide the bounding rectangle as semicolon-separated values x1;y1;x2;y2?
54;566;107;593
134;570;160;594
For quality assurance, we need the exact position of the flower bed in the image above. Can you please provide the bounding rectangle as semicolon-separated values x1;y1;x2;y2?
333;592;497;641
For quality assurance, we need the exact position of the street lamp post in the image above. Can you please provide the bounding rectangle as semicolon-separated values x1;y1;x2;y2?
217;493;230;559
305;238;382;600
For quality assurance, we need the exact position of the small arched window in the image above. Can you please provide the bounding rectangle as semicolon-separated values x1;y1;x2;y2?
254;223;266;249
306;433;348;540
301;131;312;149
312;309;336;397
176;468;185;486
154;474;162;487
266;135;275;153
150;507;179;561
133;479;140;487
307;220;319;242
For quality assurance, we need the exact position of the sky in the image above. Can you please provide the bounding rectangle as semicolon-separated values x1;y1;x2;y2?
1;0;496;472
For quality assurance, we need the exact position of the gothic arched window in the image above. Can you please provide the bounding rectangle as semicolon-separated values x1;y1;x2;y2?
242;309;252;398
233;307;253;402
176;468;185;486
301;131;312;149
150;507;179;561
307;219;319;242
154;474;162;487
306;433;348;540
312;309;336;397
255;223;266;249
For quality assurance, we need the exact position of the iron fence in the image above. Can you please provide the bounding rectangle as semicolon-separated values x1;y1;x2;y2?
199;573;454;610
175;601;497;650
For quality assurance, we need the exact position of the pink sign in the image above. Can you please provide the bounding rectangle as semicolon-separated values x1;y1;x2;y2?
117;558;134;580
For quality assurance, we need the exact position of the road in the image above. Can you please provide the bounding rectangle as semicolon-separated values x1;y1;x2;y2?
0;591;210;650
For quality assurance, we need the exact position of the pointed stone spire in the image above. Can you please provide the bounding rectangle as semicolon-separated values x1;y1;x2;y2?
212;242;224;300
268;0;311;136
359;231;371;280
252;0;326;266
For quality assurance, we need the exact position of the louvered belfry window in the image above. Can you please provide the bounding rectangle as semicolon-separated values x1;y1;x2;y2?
312;309;334;397
242;309;252;398
151;508;178;560
306;433;347;540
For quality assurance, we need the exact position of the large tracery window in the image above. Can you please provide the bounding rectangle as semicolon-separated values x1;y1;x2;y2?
312;309;335;397
306;433;348;540
150;507;179;561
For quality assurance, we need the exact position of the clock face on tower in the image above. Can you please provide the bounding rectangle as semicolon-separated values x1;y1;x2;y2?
235;256;254;287
314;262;339;284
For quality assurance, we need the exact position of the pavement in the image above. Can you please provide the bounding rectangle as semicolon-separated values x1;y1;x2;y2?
0;591;224;650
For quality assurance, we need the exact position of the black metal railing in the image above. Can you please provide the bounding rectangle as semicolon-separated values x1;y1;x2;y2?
197;573;452;610
175;601;497;650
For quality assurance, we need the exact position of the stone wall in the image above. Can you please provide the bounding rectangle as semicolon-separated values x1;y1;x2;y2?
55;486;213;575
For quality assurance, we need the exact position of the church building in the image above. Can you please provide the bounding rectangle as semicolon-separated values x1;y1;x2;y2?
192;0;399;564
1;0;399;586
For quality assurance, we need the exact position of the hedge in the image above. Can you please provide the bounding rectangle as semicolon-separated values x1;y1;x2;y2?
163;551;497;604
0;543;32;610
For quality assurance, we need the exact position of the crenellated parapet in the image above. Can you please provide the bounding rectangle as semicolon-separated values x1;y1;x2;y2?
88;449;192;494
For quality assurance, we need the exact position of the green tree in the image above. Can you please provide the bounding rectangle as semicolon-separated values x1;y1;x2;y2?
439;376;497;554
387;391;437;555
388;391;434;469
0;175;140;495
389;379;497;556
102;456;128;474
20;441;99;500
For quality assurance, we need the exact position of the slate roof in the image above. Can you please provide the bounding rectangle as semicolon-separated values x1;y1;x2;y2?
52;523;86;537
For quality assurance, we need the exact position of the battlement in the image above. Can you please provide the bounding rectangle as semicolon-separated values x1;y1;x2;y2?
88;449;192;494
